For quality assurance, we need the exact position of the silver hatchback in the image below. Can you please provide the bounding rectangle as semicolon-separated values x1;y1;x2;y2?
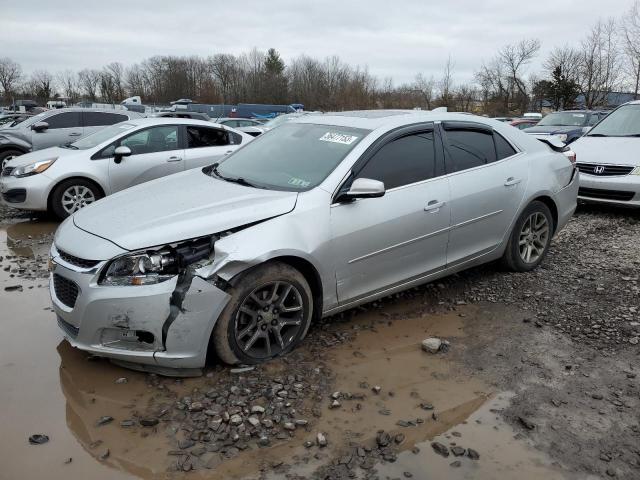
50;110;578;375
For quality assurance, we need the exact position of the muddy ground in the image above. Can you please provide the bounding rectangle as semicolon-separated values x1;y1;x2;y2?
0;202;638;480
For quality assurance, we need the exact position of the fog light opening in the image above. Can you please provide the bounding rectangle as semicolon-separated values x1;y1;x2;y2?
136;330;155;344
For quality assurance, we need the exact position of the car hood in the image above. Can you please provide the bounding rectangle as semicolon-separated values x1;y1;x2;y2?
524;125;581;134
4;146;74;168
571;136;640;166
72;168;299;251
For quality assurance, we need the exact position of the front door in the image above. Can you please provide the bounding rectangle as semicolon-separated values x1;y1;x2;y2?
31;111;83;150
330;126;451;304
107;125;184;193
441;122;528;266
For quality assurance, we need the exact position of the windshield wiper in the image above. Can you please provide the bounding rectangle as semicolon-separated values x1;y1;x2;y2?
620;133;640;137
587;133;609;137
210;163;260;188
60;143;78;149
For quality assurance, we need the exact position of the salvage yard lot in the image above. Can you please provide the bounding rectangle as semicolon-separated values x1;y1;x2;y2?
0;203;638;480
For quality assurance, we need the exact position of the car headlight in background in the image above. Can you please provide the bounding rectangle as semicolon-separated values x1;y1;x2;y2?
555;134;568;143
100;237;213;286
631;167;640;175
10;158;57;178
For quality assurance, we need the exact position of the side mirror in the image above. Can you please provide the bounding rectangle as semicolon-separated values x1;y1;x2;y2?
340;178;385;202
113;145;132;164
31;121;49;132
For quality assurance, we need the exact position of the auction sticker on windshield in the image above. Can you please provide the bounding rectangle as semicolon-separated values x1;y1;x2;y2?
319;132;359;145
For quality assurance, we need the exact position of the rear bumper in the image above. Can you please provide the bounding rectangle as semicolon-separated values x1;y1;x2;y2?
578;173;640;207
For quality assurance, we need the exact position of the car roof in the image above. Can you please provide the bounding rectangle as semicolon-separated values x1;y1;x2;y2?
123;117;229;128
294;109;491;130
40;107;140;116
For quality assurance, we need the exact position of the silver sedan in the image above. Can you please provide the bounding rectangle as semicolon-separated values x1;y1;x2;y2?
49;110;578;375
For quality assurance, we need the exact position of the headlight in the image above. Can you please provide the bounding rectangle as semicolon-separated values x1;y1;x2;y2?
100;237;213;286
101;249;177;286
11;158;57;178
555;134;568;143
632;167;640;175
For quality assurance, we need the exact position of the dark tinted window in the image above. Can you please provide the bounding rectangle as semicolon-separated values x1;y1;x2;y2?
45;112;82;129
357;131;435;189
446;130;496;172
494;132;517;160
83;112;128;127
187;126;231;148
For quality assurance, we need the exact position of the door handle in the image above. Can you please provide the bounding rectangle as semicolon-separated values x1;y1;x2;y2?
224;150;233;155
69;132;82;137
504;177;522;187
167;156;182;162
424;200;445;212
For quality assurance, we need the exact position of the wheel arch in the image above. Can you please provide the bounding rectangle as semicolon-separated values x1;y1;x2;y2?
47;175;107;211
0;144;28;156
530;195;558;234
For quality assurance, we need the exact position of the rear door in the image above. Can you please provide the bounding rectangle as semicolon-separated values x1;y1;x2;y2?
82;111;129;136
30;111;83;150
330;124;451;303
442;122;528;267
106;125;184;193
183;125;244;169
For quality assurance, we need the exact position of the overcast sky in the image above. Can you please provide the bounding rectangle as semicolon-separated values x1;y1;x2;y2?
1;0;634;85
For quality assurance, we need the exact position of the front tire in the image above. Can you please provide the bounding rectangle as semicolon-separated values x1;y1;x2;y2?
50;178;103;219
211;261;313;365
502;201;554;272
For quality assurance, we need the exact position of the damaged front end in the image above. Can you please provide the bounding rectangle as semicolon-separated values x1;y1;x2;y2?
51;233;234;377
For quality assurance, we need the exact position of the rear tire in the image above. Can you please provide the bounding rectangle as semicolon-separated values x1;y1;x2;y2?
0;149;24;170
502;201;554;272
50;178;103;219
211;261;313;365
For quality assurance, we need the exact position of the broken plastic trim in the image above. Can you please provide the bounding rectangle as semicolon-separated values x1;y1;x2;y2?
536;136;569;152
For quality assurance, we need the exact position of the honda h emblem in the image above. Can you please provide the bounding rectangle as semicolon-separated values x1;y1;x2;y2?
593;165;605;174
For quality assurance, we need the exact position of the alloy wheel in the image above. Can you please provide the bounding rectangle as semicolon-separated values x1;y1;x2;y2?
61;185;96;215
234;281;304;360
518;212;549;264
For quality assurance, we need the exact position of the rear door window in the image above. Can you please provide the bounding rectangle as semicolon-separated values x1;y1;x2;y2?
45;112;82;129
357;130;436;189
444;128;497;172
494;132;517;160
120;126;179;154
83;112;128;127
187;126;235;148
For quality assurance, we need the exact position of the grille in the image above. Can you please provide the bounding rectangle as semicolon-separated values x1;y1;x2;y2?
1;166;14;176
57;316;79;338
578;187;636;201
57;249;100;269
53;274;80;308
576;163;634;176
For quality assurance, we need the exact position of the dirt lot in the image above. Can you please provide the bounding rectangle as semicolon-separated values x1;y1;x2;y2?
0;203;638;480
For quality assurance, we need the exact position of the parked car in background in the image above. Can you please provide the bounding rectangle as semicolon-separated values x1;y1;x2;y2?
47;110;578;374
510;118;539;130
571;101;640;207
216;118;267;137
0;118;252;218
492;117;515;123
152;111;212;122
524;110;608;144
0;108;142;168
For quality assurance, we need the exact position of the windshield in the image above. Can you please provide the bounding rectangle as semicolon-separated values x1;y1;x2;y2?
67;123;136;150
213;123;370;191
588;104;640;136
537;112;588;127
0;115;29;128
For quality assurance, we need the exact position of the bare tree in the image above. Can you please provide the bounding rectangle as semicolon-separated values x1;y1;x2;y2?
413;73;435;109
498;39;541;114
578;18;621;108
437;55;455;108
78;69;101;101
30;70;54;103
622;1;640;99
56;70;80;103
0;57;22;102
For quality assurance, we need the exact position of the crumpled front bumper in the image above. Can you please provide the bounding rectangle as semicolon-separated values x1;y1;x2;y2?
50;243;231;376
